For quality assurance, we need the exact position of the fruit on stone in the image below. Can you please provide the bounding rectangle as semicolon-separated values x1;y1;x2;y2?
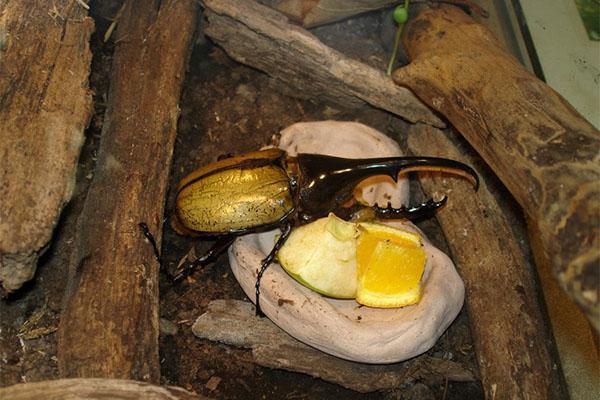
276;214;427;307
276;214;358;298
356;223;426;307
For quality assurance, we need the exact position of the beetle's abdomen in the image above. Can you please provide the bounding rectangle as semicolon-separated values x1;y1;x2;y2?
176;165;293;233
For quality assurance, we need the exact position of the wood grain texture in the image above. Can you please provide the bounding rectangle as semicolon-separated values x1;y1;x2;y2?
407;124;567;399
393;5;600;331
0;0;94;292
201;0;444;127
0;378;207;400
193;299;476;393
57;0;197;382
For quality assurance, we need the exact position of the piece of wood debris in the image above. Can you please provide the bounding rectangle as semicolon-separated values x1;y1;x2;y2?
201;0;444;128
0;0;94;293
407;124;567;400
0;378;209;400
205;376;221;391
57;0;198;382
394;4;600;332
193;299;476;393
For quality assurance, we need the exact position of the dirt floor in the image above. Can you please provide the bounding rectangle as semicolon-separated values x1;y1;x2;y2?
1;8;484;399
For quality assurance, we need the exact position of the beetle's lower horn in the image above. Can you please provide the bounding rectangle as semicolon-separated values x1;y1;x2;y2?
373;196;448;220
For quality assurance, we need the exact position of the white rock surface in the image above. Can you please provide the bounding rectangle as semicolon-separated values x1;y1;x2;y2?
229;121;464;363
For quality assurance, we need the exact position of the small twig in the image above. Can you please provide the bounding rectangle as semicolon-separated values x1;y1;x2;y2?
104;2;127;43
442;377;449;399
18;326;58;341
19;304;49;335
48;2;65;21
75;0;90;11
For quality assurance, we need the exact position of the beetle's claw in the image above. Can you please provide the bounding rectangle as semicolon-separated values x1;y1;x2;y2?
139;222;187;281
373;196;448;221
170;266;190;283
169;236;237;284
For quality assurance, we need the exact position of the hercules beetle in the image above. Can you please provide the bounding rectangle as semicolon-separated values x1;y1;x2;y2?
143;148;478;316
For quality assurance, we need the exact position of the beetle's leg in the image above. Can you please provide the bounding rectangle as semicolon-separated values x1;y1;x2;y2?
139;222;162;264
373;196;448;221
255;222;293;317
171;236;236;282
138;210;174;262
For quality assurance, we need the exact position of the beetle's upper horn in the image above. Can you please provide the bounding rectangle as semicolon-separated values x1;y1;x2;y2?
296;154;478;187
292;153;478;217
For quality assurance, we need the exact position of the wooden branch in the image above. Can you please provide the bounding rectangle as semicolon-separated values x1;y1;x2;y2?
201;0;444;128
0;378;207;400
0;0;93;292
192;300;476;393
393;5;600;331
407;125;567;399
57;0;197;381
253;344;474;393
193;299;291;349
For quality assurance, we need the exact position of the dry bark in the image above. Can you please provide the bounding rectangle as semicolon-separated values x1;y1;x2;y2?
0;378;207;400
193;299;476;393
0;0;94;292
201;0;444;128
407;125;567;399
253;344;474;393
57;0;197;382
393;5;600;331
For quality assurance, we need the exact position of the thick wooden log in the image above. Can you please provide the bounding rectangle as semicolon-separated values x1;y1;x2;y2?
407;125;567;399
393;5;600;331
0;378;207;400
192;300;476;393
0;0;93;292
201;0;444;128
57;0;197;381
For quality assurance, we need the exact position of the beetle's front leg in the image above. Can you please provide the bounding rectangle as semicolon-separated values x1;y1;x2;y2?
255;222;293;317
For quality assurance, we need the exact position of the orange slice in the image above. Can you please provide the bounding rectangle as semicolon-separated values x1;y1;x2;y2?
355;223;426;308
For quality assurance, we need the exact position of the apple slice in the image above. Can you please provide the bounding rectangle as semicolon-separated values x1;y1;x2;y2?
277;213;358;298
